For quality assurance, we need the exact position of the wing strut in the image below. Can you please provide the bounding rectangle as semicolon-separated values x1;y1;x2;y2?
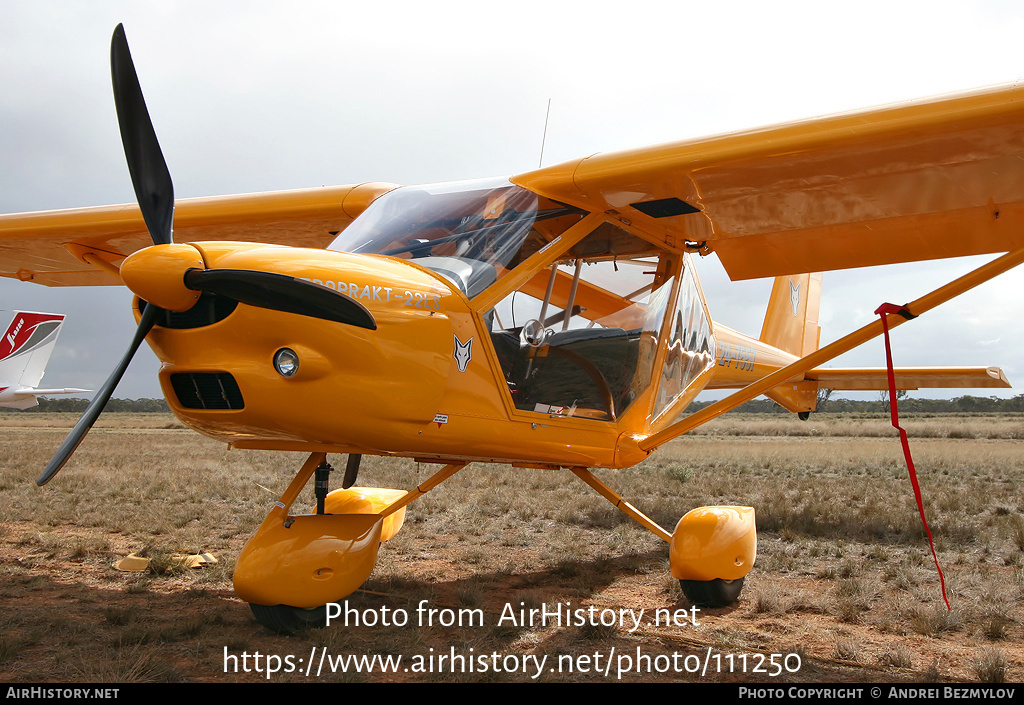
639;243;1024;452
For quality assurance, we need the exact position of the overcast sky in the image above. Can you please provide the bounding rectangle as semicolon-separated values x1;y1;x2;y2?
2;1;1024;402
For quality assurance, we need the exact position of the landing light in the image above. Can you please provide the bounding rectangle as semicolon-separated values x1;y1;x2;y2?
274;348;299;377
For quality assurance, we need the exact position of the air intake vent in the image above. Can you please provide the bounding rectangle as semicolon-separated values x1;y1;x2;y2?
630;197;701;218
141;293;238;329
170;372;244;410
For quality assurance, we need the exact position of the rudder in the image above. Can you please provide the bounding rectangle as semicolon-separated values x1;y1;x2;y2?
759;273;822;357
760;274;821;413
0;312;66;390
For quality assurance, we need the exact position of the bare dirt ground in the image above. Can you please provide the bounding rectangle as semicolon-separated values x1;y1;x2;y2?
0;412;1021;683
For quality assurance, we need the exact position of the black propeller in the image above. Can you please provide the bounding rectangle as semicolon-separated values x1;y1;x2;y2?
38;26;375;485
37;26;171;486
37;303;161;486
111;23;173;246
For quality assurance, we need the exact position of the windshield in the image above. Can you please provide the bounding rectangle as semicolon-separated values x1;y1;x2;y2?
328;179;586;297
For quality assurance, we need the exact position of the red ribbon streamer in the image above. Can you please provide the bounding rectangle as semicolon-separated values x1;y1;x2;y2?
874;303;950;610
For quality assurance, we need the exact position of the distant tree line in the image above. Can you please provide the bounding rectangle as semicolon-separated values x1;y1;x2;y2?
22;397;170;413
690;392;1024;415
18;393;1024;415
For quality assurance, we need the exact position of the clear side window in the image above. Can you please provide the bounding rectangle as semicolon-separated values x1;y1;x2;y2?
653;255;716;420
486;222;675;421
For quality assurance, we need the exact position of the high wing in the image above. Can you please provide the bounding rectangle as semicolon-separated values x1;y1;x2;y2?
512;82;1024;280
6;83;1024;286
0;182;397;286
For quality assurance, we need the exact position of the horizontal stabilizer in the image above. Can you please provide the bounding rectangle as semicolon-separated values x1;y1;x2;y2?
0;387;92;410
805;366;1010;391
20;388;92;396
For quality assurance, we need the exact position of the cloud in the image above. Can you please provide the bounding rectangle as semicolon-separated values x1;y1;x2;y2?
3;1;1024;402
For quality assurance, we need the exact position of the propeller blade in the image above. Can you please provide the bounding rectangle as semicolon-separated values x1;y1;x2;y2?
36;303;162;486
111;24;174;246
184;269;377;330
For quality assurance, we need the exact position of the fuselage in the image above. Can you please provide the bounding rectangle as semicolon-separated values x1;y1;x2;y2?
129;179;798;469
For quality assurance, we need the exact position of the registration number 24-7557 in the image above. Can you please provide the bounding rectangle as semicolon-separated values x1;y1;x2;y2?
717;341;756;372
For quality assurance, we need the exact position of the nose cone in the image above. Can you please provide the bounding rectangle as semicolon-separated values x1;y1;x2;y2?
120;243;205;311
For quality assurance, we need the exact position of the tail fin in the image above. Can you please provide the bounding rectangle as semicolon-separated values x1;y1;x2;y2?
759;272;822;357
760;274;822;412
0;312;88;409
0;312;66;388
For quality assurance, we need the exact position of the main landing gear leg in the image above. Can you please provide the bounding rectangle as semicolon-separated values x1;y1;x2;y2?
568;467;756;608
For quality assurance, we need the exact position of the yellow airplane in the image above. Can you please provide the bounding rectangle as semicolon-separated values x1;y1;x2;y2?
1;25;1021;633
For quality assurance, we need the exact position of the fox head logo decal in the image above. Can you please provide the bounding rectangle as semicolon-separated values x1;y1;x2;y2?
789;279;801;316
453;335;473;372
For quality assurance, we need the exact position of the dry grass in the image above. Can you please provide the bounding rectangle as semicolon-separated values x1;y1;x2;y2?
688;413;1024;440
0;411;1022;682
973;647;1009;683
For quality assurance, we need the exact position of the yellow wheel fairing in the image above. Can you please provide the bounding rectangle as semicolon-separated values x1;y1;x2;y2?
233;512;383;609
322;486;408;542
669;506;756;582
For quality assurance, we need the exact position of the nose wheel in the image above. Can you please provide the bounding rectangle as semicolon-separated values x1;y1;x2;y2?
250;604;328;635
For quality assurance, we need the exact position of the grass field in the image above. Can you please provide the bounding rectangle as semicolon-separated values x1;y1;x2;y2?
0;412;1021;683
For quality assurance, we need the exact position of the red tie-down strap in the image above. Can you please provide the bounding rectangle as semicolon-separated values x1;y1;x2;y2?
874;303;951;610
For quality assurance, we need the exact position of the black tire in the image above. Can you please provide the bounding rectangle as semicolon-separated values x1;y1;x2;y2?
250;603;327;635
680;577;744;607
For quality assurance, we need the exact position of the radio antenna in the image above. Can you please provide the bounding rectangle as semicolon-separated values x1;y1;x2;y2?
538;98;551;168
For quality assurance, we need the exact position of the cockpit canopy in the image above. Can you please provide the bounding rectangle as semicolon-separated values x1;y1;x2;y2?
328;178;585;297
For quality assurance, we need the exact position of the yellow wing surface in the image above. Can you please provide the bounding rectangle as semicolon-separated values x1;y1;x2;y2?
513;82;1024;280
5;82;1024;286
0;182;397;287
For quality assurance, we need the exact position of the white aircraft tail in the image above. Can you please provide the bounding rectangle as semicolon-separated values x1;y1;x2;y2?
0;311;89;409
